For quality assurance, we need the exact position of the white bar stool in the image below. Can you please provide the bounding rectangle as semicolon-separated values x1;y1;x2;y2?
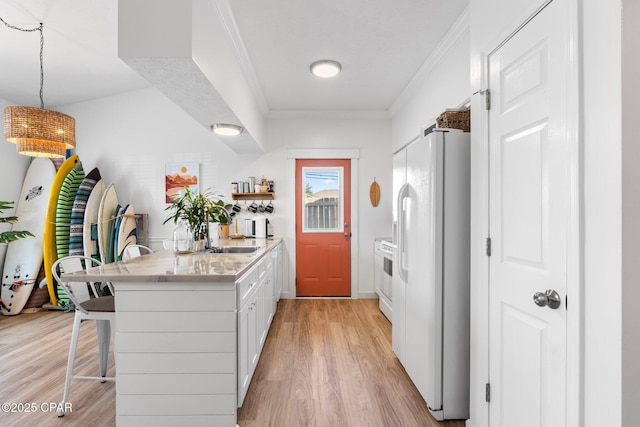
51;255;115;417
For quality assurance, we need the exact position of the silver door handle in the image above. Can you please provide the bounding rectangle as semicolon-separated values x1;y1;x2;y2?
533;289;561;309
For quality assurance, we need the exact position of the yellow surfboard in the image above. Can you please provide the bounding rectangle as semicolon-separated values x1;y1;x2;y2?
43;155;80;305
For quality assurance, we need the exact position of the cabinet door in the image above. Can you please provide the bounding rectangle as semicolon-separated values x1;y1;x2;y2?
238;299;254;406
275;244;283;301
264;265;275;329
247;296;258;380
256;280;267;350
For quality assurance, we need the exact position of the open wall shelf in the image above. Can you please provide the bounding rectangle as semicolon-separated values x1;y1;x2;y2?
231;192;275;201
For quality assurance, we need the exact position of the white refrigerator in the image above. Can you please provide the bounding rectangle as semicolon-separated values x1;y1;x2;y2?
392;127;470;420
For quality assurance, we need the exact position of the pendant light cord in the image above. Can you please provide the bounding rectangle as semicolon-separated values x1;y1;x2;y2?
0;18;45;109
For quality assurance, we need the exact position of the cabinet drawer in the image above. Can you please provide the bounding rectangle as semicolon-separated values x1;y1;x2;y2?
256;262;266;281
237;266;258;307
263;256;273;272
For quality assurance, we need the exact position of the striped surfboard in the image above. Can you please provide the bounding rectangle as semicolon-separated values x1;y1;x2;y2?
55;163;85;307
69;168;101;256
55;164;85;259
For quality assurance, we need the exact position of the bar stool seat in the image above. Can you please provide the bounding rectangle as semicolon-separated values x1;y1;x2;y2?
51;255;115;418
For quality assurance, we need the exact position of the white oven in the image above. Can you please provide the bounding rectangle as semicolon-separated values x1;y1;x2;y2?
374;238;394;322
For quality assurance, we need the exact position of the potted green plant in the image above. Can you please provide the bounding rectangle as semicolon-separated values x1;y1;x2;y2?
0;201;33;244
164;188;232;249
209;197;233;239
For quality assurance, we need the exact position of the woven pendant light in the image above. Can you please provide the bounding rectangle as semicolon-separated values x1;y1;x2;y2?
5;106;74;158
15;139;66;158
2;20;76;159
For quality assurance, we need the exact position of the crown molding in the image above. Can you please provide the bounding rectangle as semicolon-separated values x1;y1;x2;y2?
267;109;391;120
213;0;270;115
388;6;470;116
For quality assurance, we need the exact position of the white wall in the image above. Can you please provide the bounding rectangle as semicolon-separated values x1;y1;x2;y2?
392;26;471;151
266;118;392;298
0;97;32;275
61;87;255;246
582;0;623;425
60;88;392;299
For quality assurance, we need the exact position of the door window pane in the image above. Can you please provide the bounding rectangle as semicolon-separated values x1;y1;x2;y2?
302;167;343;232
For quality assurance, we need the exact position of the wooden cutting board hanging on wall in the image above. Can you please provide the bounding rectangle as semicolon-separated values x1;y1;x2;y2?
369;179;380;207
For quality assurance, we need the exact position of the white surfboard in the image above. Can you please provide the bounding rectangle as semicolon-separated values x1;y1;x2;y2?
97;184;118;264
1;158;56;315
115;204;137;261
112;204;125;262
83;179;105;260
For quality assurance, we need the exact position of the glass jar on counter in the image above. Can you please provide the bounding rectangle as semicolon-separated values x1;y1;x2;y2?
173;220;194;253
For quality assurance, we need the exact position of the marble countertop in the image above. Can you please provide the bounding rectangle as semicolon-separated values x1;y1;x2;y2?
61;237;282;283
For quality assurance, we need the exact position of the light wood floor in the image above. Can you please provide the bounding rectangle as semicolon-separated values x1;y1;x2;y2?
0;299;466;427
239;299;465;427
0;309;116;427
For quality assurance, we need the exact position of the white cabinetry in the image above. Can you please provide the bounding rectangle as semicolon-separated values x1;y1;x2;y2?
237;245;278;406
256;257;268;348
273;241;283;301
237;267;259;406
265;253;276;328
374;239;393;322
95;238;284;425
115;282;237;426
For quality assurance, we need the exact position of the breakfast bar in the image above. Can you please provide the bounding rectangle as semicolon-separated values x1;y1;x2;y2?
62;237;283;427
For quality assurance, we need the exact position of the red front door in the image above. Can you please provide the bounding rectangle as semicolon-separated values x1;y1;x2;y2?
295;159;351;296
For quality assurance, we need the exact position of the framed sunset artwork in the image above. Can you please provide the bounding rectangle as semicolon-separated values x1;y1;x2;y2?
165;163;199;203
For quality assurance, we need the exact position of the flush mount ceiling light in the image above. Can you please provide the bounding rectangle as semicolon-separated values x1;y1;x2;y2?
211;123;244;136
1;18;76;159
310;60;342;78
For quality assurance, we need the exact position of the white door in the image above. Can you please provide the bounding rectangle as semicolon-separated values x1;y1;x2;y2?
488;0;575;425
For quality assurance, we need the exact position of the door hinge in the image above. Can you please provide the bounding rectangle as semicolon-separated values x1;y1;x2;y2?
486;237;492;257
473;89;491;110
486;383;491;402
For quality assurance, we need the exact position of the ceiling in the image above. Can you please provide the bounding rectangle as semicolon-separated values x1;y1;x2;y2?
0;0;468;114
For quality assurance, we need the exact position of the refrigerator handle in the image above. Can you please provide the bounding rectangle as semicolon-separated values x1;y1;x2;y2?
397;183;409;283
